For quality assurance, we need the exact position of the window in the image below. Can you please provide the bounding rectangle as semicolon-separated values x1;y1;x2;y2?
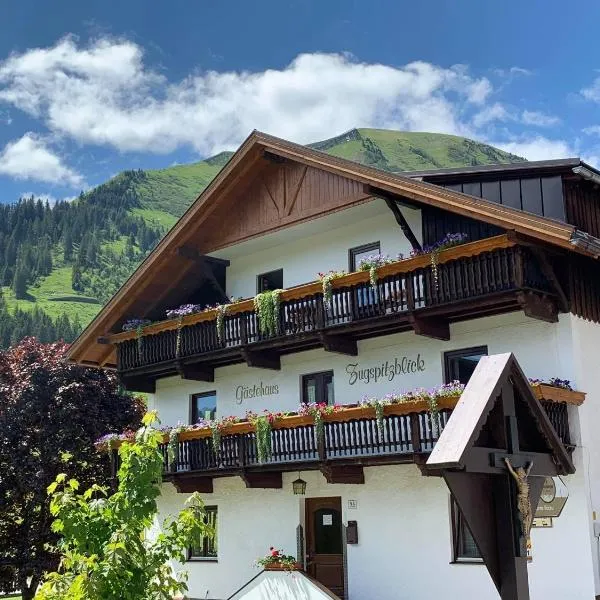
302;371;334;405
349;242;380;271
450;496;482;562
188;506;218;560
257;269;283;293
190;392;217;424
444;346;488;385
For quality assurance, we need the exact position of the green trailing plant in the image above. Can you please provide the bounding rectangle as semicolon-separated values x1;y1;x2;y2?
371;399;388;435
298;403;342;445
167;424;186;469
246;411;284;463
36;412;212;600
357;253;399;290
175;315;184;358
254;289;283;337
215;303;229;344
209;422;222;456
136;324;144;361
318;270;346;309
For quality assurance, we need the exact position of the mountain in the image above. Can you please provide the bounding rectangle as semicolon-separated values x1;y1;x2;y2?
0;129;524;347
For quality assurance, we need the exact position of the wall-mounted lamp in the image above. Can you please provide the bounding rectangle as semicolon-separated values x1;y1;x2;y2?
292;473;307;495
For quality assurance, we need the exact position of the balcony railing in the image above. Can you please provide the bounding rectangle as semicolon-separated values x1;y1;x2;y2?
113;235;555;374
154;388;578;482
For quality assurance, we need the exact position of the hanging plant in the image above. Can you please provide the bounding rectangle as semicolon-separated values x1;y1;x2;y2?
254;289;283;337
357;253;399;290
167;424;186;469
318;270;346;309
298;403;342;445
136;324;145;361
175;315;184;358
246;411;284;463
209;421;222;455
410;233;469;290
372;399;388;435
215;303;229;344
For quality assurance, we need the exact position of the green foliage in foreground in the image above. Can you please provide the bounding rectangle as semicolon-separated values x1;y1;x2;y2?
36;413;212;600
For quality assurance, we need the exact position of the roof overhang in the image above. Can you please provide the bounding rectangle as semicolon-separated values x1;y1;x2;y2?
66;131;599;368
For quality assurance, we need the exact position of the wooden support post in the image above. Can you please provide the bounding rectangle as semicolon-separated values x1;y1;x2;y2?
382;197;423;252
319;333;358;356
241;348;281;370
321;464;365;484
175;361;215;382
172;475;214;494
241;471;282;489
408;315;450;340
119;374;156;394
516;292;558;323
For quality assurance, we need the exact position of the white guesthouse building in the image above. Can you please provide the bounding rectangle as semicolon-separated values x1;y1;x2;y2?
69;132;600;599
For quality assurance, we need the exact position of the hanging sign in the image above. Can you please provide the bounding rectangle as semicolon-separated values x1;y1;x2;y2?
535;476;569;518
346;354;425;385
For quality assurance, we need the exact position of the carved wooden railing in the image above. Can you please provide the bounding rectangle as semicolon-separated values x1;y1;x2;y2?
157;389;578;477
113;235;554;372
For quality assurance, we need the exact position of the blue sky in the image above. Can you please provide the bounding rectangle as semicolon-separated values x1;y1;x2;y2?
1;0;600;203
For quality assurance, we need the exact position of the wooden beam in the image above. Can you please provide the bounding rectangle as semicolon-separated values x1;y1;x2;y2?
119;375;156;394
321;464;364;484
175;362;215;382
516;292;558;323
241;348;281;370
530;248;569;312
175;246;229;303
241;471;282;489
319;333;358;356
171;475;214;493
382;197;423;252
408;315;450;340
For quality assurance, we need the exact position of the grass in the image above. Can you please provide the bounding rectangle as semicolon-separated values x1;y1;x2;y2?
130;207;178;230
3;265;101;326
133;159;228;218
322;128;525;172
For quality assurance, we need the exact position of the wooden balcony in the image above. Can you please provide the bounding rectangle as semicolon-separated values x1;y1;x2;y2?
112;235;560;390
156;390;576;492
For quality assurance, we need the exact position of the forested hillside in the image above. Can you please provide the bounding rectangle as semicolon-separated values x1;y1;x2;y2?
0;129;525;347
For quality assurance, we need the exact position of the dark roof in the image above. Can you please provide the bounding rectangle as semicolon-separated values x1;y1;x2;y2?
402;158;598;181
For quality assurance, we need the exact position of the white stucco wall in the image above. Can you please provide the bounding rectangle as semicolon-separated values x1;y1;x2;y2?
148;311;599;599
157;464;593;600
207;200;421;300
151;312;574;425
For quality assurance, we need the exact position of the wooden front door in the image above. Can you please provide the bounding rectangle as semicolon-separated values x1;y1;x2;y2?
305;497;345;598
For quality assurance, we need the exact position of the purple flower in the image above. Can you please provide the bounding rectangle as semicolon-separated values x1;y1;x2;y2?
122;318;151;331
165;304;203;319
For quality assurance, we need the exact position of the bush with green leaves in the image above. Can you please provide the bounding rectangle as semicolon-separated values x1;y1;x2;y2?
35;413;212;600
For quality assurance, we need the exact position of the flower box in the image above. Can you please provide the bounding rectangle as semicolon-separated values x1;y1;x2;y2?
531;384;585;406
263;562;302;571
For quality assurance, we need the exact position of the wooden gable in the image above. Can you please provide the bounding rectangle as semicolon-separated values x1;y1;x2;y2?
198;158;370;252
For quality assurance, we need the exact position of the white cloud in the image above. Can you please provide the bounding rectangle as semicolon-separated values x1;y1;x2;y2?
493;66;532;78
473;103;510;127
582;76;600;102
521;110;560;127
494;136;576;161
0;37;494;155
583;125;600;136
0;133;84;186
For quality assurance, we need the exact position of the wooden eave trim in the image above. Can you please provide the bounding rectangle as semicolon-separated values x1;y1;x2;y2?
108;234;515;343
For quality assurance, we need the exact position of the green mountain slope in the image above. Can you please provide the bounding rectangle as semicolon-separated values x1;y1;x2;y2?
0;129;525;346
